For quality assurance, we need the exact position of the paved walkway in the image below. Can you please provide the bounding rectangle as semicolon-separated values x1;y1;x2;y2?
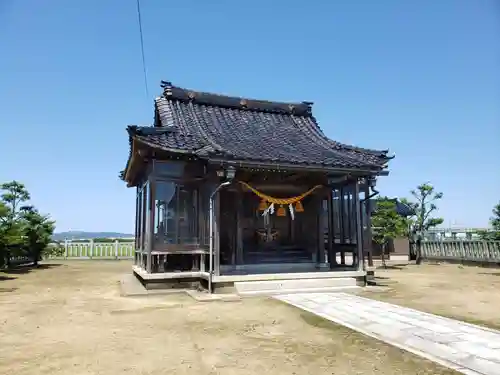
276;293;500;375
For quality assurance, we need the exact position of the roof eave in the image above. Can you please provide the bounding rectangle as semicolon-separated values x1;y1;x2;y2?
206;157;389;176
122;138;137;185
134;137;196;155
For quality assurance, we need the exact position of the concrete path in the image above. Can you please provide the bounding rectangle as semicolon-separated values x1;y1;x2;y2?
276;293;500;375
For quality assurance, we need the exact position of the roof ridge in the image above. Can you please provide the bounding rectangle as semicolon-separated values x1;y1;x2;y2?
159;80;313;117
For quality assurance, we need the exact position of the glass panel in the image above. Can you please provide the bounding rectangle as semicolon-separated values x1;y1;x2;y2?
154;181;199;246
178;187;198;244
155;181;177;245
137;187;143;250
140;182;148;250
200;186;210;246
135;188;141;250
144;182;151;250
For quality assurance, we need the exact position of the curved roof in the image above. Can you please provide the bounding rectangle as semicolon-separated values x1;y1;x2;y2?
128;81;392;172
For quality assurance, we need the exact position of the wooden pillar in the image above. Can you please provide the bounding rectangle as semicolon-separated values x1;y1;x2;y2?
146;181;155;273
339;187;345;244
214;190;221;276
347;188;352;243
134;190;139;265
236;191;244;265
353;179;363;270
316;196;325;265
339;187;346;265
363;183;374;267
141;183;148;269
327;189;335;268
199;188;206;272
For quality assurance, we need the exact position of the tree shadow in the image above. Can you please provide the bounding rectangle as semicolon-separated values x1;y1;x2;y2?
0;275;16;281
479;272;500;277
2;263;63;275
0;287;18;293
376;265;406;270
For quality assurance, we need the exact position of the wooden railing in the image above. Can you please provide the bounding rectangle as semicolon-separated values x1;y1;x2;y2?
45;241;135;260
421;240;500;263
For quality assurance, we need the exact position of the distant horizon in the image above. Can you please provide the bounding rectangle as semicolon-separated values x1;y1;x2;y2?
53;224;495;236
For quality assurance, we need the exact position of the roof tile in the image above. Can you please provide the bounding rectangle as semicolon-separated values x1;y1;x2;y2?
129;83;391;171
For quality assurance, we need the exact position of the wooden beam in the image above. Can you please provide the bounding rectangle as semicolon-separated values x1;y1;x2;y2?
234;184;316;193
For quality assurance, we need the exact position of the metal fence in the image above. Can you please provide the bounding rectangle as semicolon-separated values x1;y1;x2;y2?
421;240;500;263
46;241;135;260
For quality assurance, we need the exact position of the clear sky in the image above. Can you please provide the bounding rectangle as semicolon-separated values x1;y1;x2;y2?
1;0;499;233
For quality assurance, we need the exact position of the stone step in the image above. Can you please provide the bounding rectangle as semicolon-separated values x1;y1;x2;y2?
246;250;310;254
244;255;311;263
244;249;312;264
234;277;359;296
246;250;310;255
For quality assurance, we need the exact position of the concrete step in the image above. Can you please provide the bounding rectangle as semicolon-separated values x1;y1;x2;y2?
234;277;359;296
244;256;312;264
238;285;360;296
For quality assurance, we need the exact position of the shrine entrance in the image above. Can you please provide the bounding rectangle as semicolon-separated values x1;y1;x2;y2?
218;184;323;270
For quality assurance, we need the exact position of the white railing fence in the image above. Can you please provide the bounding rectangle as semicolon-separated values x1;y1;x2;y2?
45;241;135;260
421;240;500;263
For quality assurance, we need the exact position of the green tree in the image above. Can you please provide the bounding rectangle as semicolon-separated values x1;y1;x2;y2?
403;183;444;264
1;181;31;218
478;202;500;241
371;197;407;268
0;181;30;266
492;202;500;231
0;181;57;268
19;206;56;266
0;201;21;267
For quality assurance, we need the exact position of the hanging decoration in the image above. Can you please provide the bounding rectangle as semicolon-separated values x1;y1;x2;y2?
237;181;322;220
258;199;268;211
295;200;304;212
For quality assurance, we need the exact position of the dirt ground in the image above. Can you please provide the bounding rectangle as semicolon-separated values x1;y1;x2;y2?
362;262;500;330
0;261;457;375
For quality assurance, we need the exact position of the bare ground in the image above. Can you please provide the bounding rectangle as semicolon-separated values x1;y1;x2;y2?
0;261;457;375
361;262;500;330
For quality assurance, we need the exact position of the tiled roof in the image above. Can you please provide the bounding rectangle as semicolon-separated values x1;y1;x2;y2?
370;199;415;217
129;81;392;171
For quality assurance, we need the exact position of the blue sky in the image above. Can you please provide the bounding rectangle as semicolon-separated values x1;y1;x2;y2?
1;0;499;233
